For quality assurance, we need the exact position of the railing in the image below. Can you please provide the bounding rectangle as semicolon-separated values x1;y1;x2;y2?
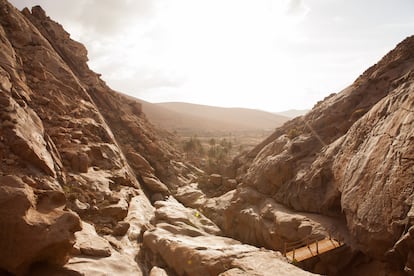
283;235;320;260
282;233;342;262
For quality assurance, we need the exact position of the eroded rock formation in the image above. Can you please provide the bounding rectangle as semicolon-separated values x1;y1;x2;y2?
223;36;414;273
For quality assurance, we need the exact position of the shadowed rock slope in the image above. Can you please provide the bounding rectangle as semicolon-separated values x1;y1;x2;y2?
0;1;314;275
221;35;414;273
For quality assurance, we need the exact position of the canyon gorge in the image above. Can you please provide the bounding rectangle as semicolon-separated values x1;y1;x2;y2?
0;1;413;275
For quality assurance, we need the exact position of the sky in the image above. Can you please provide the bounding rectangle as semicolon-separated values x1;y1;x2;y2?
9;0;414;112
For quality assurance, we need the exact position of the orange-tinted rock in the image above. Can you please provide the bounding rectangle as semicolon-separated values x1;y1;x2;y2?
144;198;317;276
0;175;81;274
112;221;130;236
2;96;56;177
226;35;414;271
331;79;414;262
142;176;170;194
73;222;112;257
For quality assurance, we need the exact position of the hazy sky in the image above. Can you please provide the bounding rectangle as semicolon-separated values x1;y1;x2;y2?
10;0;414;112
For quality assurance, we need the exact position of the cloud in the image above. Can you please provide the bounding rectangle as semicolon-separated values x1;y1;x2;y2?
77;0;155;35
95;59;184;93
10;0;156;36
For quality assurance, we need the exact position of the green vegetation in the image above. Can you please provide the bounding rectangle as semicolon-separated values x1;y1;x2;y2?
181;136;234;174
180;130;272;174
182;136;204;160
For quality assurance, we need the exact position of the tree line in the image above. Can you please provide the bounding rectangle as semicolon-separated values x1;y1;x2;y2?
182;136;233;174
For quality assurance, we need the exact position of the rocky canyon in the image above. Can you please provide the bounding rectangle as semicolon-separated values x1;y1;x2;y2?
0;0;413;275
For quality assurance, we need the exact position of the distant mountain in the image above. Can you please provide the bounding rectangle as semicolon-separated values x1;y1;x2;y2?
138;101;289;135
275;109;309;118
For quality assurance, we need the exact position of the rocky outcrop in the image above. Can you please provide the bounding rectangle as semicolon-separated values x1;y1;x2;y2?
0;0;178;274
143;198;317;276
225;36;414;272
332;78;414;268
0;175;81;275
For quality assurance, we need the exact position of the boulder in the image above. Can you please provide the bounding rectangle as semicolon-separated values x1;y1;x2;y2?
149;266;169;276
223;178;237;190
153;198;222;236
77;153;89;173
144;197;317;276
142;176;170;194
0;175;81;275
71;199;90;214
73;222;112;257
175;183;207;209
151;193;165;203
100;198;129;221
112;221;130;236
4;97;56;177
127;151;154;174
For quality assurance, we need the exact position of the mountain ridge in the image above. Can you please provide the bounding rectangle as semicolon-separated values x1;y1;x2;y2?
139;100;290;135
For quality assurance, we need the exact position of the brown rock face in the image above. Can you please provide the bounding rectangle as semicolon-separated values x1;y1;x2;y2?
332;79;414;263
0;176;81;275
0;1;234;274
143;198;317;276
0;0;165;273
226;35;414;272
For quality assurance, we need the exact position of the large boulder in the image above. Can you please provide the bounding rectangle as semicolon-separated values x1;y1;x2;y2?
332;78;414;263
143;198;317;276
202;187;331;252
1;96;56;177
0;176;81;274
142;176;170;194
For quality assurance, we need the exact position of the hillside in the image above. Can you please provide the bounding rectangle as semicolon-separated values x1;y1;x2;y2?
139;101;289;135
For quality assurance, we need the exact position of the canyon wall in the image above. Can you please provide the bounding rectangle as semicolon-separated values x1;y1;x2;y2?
222;35;414;273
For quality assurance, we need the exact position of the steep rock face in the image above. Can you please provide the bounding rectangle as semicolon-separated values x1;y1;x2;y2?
232;36;414;214
0;0;162;273
0;2;85;272
1;1;147;236
332;78;414;265
23;6;186;192
227;36;414;271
